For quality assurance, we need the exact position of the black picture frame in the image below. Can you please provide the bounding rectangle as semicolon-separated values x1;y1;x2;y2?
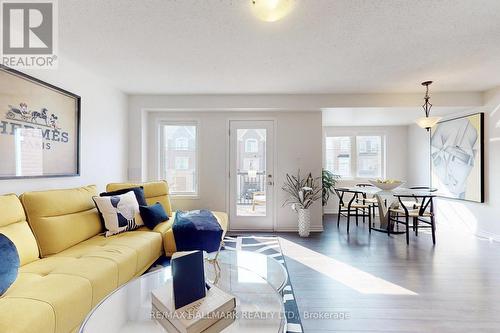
0;65;81;179
429;112;484;203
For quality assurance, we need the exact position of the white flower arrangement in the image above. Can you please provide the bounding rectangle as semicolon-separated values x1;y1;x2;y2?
282;170;321;212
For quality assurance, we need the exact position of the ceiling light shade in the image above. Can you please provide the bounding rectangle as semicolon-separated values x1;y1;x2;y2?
416;80;441;131
416;116;441;130
251;0;295;22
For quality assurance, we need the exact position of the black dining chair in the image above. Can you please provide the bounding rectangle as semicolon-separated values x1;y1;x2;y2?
335;188;372;233
356;183;378;218
400;186;438;209
388;194;436;245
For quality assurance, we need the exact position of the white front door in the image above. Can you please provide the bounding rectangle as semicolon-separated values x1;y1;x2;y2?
229;120;274;231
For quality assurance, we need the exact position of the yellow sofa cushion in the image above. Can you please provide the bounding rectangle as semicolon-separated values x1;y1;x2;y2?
20;185;103;257
1;271;92;333
0;297;55;333
20;256;118;307
0;194;39;266
106;181;173;216
0;229;163;333
53;230;162;282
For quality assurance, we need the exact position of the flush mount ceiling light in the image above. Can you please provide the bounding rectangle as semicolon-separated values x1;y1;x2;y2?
416;81;441;131
251;0;295;22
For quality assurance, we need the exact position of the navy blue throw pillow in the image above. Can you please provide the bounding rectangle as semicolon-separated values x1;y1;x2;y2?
0;234;20;296
139;203;169;229
100;187;147;206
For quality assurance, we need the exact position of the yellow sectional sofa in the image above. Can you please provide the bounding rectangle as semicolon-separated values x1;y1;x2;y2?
0;181;228;333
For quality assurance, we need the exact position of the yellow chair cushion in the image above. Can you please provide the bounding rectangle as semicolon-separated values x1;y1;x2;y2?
20;185;103;257
0;194;39;266
106;181;173;216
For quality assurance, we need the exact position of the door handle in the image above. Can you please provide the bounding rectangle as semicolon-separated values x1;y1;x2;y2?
268;181;274;186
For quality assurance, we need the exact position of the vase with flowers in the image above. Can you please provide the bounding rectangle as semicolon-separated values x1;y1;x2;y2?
282;170;322;237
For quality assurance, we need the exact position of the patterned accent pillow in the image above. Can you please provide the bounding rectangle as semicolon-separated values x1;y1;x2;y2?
93;191;144;237
99;187;147;206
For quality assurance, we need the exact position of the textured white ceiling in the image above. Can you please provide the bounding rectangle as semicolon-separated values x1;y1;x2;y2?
59;0;500;94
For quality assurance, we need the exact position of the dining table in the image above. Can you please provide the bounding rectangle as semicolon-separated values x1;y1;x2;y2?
336;186;438;233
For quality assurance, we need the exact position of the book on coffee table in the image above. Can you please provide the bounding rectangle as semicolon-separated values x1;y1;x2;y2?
171;251;206;309
152;281;236;333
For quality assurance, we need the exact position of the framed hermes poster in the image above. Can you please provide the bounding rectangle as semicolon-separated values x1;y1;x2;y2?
0;66;80;179
430;112;484;203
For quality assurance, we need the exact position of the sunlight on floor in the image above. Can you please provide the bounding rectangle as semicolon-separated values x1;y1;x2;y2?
236;251;267;284
437;200;478;233
279;237;418;295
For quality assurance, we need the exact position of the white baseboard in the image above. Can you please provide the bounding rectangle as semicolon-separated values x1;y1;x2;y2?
323;209;337;214
274;226;324;232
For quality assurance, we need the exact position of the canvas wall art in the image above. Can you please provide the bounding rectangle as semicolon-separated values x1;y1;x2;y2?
0;66;80;179
430;113;484;202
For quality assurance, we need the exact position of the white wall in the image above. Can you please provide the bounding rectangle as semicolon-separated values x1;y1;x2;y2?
323;125;408;213
127;96;323;232
0;58;128;194
406;124;431;186
407;87;500;240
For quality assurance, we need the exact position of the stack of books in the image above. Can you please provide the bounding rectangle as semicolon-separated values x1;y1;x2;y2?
151;251;236;333
151;281;236;333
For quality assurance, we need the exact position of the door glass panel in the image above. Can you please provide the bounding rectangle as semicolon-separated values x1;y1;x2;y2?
236;128;266;216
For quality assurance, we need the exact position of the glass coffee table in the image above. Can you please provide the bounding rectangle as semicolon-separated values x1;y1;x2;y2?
79;250;286;333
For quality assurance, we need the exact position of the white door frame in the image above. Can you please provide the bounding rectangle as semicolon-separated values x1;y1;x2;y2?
226;118;278;231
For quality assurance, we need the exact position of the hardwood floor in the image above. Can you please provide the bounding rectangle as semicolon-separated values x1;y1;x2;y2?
249;214;500;332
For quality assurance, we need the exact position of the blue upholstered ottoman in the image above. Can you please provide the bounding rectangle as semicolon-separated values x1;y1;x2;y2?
172;210;223;253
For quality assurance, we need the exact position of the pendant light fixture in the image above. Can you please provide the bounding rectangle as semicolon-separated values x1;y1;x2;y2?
416;81;441;131
251;0;295;22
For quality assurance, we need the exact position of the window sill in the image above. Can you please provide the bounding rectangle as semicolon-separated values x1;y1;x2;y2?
171;195;200;200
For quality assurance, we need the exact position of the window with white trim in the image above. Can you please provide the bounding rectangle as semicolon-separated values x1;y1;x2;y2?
325;134;385;179
356;136;382;178
325;136;352;177
161;123;198;196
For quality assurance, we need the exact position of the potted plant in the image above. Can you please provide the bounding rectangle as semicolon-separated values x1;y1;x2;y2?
282;170;322;237
322;169;341;207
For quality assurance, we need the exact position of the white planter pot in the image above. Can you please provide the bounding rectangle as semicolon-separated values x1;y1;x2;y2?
297;208;311;237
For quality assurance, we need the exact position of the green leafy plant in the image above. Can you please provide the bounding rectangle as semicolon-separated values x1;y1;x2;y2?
322;169;341;206
282;170;322;211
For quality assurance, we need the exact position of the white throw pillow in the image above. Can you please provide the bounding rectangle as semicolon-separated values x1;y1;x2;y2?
93;191;144;237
